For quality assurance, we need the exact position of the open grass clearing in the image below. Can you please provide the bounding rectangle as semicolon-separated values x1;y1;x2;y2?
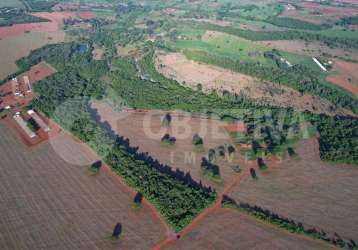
0;0;24;8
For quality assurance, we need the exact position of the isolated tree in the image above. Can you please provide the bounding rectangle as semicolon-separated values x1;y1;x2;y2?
112;223;122;239
228;145;236;157
217;145;225;157
250;168;257;179
89;160;102;174
208;149;216;163
132;192;143;208
162;113;172;127
192;134;203;146
161;133;176;145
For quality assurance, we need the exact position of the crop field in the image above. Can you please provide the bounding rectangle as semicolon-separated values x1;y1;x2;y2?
327;59;358;97
91;101;245;192
281;2;358;25
155;52;347;116
175;30;319;72
165;209;333;250
0;31;65;80
228;137;358;242
0;123;166;250
256;40;358;62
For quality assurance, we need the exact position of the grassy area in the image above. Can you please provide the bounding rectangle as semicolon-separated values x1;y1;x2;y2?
174;30;324;74
0;0;24;8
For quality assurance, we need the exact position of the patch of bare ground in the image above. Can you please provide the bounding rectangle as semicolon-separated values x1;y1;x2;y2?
327;59;358;97
90;101;246;192
116;45;137;57
155;52;349;116
299;2;358;17
165;209;334;250
228;137;358;242
281;8;327;25
92;46;104;60
0;123;165;250
256;40;358;62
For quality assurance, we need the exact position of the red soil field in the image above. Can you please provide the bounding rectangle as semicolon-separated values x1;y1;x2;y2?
165;209;334;250
0;11;95;39
0;22;58;39
327;59;358;97
0;123;166;249
300;2;358;17
77;11;96;20
229;137;358;243
223;122;246;133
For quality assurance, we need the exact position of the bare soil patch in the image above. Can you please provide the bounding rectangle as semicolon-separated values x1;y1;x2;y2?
156;52;348;116
76;11;96;20
327;59;358;97
0;123;165;250
165;209;333;250
281;8;325;24
92;46;104;60
0;12;75;39
228;137;358;242
300;2;358;17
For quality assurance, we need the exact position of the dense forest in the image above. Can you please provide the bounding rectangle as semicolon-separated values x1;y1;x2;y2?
307;113;358;164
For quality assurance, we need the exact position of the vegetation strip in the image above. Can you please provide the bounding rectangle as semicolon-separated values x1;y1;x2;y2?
222;196;358;250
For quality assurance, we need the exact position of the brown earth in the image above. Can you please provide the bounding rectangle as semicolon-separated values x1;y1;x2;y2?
0;12;75;39
93;47;104;60
90;101;248;192
300;2;358;17
327;59;358;97
0;122;166;250
256;40;358;62
228;137;358;242
281;8;326;24
155;52;350;116
165;209;335;250
0;31;65;79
